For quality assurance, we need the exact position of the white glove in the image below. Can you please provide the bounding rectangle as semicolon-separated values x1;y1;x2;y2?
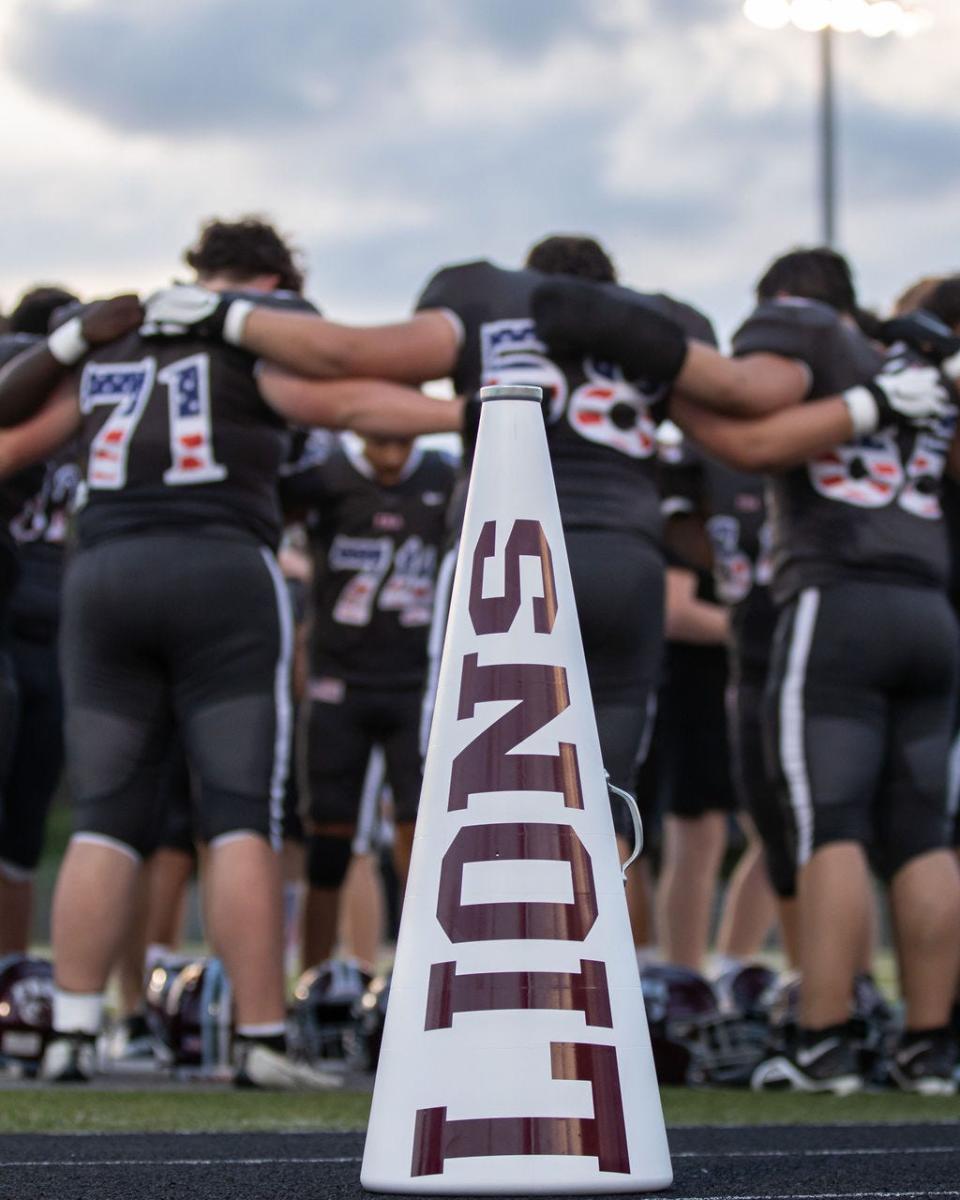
842;365;955;435
140;285;253;345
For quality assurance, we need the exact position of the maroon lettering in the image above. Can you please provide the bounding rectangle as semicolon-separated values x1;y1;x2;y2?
448;655;583;811
424;959;612;1030
469;519;557;636
411;1042;629;1176
436;822;598;943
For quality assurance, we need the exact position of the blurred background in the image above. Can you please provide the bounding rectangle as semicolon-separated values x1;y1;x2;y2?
0;0;956;345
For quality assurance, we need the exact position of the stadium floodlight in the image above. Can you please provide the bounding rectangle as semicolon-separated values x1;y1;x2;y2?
829;0;870;33
790;0;833;31
742;0;934;245
742;0;791;28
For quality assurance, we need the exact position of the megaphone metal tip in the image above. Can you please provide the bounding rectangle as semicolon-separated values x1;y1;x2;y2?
479;385;543;403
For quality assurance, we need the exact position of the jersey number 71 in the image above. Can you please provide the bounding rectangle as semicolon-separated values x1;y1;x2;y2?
79;352;227;490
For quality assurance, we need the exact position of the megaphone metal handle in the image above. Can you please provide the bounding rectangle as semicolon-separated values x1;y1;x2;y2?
605;771;644;882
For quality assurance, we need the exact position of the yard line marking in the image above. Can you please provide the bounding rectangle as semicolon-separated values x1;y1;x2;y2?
0;1156;363;1168
676;1193;960;1200
1;1146;958;1170
675;1146;960;1159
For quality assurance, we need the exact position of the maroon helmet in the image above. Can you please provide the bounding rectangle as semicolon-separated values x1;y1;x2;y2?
640;963;770;1087
144;957;233;1075
0;954;54;1075
289;958;372;1064
347;970;392;1072
714;963;779;1019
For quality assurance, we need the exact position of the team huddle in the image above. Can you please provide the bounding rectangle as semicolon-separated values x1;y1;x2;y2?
0;218;958;1096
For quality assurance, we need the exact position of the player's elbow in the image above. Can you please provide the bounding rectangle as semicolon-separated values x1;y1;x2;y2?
720;431;782;473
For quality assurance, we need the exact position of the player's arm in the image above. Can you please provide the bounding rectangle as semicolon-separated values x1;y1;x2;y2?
670;393;853;471
672;364;955;472
141;285;461;384
0;380;81;477
258;367;464;436
0;295;142;427
531;277;805;415
243;309;460;384
946;428;960;481
664;567;730;644
673;349;811;416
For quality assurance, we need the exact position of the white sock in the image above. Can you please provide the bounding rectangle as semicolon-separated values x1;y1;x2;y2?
708;953;744;980
53;990;104;1036
635;945;660;968
236;1022;286;1040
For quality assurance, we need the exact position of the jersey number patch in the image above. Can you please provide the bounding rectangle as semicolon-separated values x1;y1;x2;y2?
808;431;944;520
79;353;227;490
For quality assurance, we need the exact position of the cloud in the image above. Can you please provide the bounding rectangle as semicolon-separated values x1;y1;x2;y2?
5;0;424;134
1;0;959;342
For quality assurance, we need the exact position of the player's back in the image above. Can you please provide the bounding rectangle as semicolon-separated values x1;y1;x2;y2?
415;259;715;543
733;297;952;603
74;290;317;551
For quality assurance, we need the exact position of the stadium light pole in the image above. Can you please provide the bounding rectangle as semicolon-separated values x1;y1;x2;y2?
742;0;934;246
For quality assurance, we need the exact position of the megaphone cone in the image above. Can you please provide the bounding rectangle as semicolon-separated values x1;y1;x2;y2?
361;385;672;1195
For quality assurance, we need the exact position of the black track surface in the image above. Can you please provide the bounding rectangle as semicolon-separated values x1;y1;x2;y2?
0;1123;957;1200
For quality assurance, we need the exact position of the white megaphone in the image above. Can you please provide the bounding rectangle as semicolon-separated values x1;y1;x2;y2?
361;385;672;1195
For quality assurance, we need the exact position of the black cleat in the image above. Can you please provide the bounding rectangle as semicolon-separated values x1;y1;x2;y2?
751;1027;863;1095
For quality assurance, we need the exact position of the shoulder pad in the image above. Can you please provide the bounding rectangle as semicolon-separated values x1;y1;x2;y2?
222;289;320;316
732;297;845;359
414;260;497;311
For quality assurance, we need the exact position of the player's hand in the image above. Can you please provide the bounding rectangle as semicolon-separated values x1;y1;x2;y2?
45;293;144;366
531;278;688;384
880;311;960;380
81;294;143;344
843;365;956;435
140;284;253;345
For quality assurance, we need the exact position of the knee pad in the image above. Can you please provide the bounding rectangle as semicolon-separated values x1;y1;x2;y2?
877;817;948;881
764;845;797;900
72;791;162;861
306;835;354;890
809;802;871;860
195;785;273;847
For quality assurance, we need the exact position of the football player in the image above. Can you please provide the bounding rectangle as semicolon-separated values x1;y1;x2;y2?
0;219;461;1086
0;287;82;954
280;430;455;967
135;242;954;947
142;236;719;925
890;276;960;860
654;433;779;974
668;250;960;1094
658;430;800;966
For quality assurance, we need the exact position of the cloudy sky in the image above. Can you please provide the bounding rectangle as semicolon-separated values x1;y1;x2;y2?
1;0;957;344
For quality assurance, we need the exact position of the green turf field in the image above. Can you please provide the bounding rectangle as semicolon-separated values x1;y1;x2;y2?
1;1087;958;1134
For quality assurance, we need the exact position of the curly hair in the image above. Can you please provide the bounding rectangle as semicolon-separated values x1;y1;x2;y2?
9;285;80;335
925;276;960;330
756;246;857;315
184;216;304;293
524;234;617;283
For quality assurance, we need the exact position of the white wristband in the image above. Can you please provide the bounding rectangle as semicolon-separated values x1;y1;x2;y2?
47;316;90;366
941;349;960;384
223;299;254;346
841;385;878;436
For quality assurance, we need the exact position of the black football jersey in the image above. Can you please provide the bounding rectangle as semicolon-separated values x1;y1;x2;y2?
0;334;47;531
281;440;456;686
73;291;317;550
732;297;953;603
0;334;49;605
660;436;776;670
10;449;82;551
941;476;960;613
416;259;716;540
